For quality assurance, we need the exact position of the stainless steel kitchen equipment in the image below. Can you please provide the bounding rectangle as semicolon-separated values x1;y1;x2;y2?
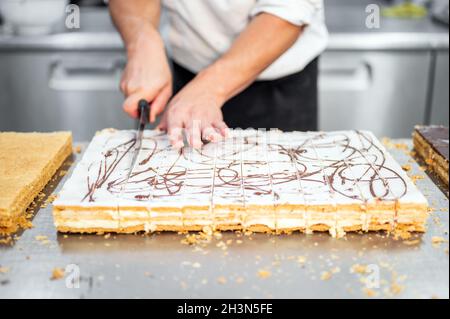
0;0;69;36
319;50;431;137
0;8;133;141
319;0;449;137
0;2;448;140
428;51;450;125
0;139;447;299
431;0;449;25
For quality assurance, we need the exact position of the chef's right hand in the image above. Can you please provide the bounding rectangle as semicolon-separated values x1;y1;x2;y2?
120;30;172;123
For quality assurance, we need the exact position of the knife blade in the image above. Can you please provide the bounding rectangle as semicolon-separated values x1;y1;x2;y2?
124;99;150;188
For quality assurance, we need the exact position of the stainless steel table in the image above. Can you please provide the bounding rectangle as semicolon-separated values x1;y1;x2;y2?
0;140;448;299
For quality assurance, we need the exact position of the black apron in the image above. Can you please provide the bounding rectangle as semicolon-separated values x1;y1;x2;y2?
172;58;318;132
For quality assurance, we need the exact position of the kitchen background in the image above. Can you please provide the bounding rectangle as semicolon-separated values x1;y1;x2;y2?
0;0;448;141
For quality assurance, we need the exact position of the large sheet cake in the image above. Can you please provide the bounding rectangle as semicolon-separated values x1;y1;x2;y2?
53;129;429;236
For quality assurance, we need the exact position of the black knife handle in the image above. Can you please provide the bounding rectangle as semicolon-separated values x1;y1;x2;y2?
138;99;150;124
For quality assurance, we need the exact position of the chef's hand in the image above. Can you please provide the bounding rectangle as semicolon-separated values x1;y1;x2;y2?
157;74;229;149
120;30;172;123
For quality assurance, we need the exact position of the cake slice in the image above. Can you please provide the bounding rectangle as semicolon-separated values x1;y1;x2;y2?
413;125;449;188
0;132;72;234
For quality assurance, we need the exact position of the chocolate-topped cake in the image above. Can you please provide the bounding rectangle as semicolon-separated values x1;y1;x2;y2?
53;129;429;237
413;125;449;188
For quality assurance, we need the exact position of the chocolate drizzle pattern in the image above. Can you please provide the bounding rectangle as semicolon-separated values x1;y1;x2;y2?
75;129;411;208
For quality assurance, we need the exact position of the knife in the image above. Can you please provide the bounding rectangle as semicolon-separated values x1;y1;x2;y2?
124;99;150;187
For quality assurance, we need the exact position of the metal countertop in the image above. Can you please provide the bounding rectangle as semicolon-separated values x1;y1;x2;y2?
0;139;448;299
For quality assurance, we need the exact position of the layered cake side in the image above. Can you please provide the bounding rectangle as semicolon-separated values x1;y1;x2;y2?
0;132;73;234
53;129;429;236
413;125;449;188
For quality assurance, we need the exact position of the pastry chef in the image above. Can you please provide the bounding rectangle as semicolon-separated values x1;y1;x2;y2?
109;0;328;148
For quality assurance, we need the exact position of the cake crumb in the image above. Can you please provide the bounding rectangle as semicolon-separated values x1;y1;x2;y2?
390;282;404;296
257;269;272;279
0;266;10;274
181;230;214;246
41;194;58;208
35;235;51;245
181;234;198;245
180;281;188;290
403;239;421;246
50;268;65;280
401;164;412;172
393;229;412;241
350;264;368;274
236;277;245;284
73;145;82;154
297;256;307;266
363;288;378;298
217;276;227;284
431;236;446;246
381;138;409;152
331;267;341;274
410;175;425;184
320;271;332;281
202;226;213;236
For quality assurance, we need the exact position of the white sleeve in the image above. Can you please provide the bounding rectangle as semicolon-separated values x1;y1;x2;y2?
250;0;324;26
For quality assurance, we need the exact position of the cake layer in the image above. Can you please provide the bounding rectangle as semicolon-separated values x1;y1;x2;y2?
414;134;449;186
53;204;427;235
413;126;449;187
53;129;429;236
0;131;72;233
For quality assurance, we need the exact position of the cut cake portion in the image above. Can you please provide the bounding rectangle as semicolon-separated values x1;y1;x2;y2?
0;132;72;234
413;125;449;188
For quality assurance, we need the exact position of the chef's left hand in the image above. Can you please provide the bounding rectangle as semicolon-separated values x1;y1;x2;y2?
157;75;229;149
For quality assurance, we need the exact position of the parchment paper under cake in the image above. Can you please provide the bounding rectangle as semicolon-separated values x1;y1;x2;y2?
53;129;428;236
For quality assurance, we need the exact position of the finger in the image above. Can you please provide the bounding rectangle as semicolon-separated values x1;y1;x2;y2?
120;80;126;95
123;92;144;118
167;118;184;149
202;126;223;143
150;86;172;123
213;121;230;138
185;121;202;149
156;114;168;132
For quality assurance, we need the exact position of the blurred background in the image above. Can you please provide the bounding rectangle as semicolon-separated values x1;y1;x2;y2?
0;0;448;141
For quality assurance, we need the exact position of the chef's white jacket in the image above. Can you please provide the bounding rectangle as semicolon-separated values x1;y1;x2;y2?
162;0;328;80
